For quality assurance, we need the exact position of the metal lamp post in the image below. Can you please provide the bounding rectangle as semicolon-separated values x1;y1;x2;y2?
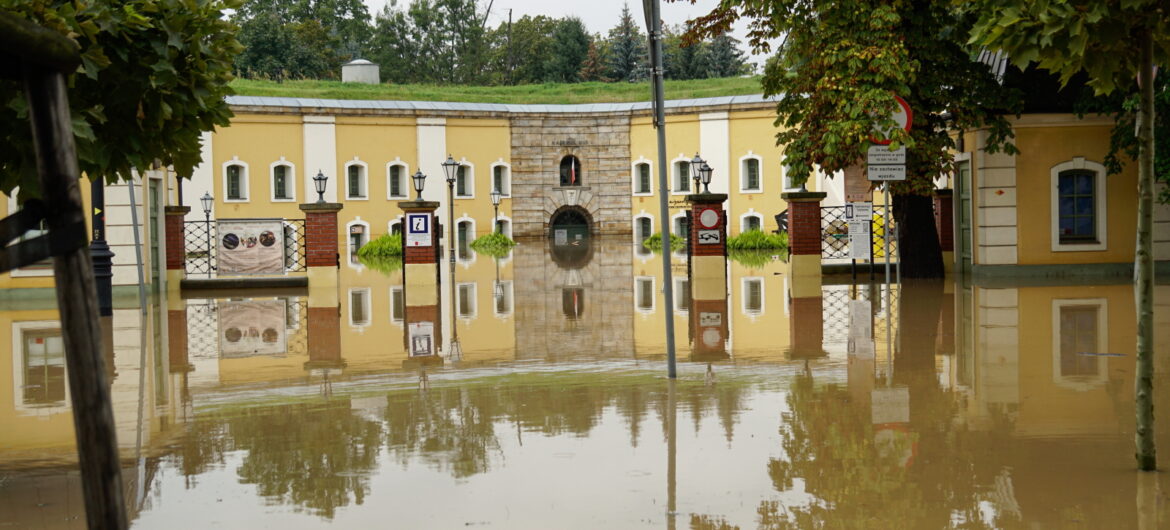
440;155;461;362
90;177;114;316
490;188;501;233
200;191;213;277
313;170;328;203
700;162;713;194
412;169;427;200
690;153;704;195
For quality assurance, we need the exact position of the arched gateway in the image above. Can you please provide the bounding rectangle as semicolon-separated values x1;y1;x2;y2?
549;205;592;243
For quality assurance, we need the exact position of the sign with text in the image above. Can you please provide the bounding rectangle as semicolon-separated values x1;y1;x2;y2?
867;145;907;165
218;300;287;357
867;165;906;181
848;220;871;260
217;219;285;275
845;202;873;221
698;230;721;245
844;164;871;202
405;213;432;247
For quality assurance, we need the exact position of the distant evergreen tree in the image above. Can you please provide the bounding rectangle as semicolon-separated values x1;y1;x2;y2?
706;33;751;78
546;17;590;82
579;40;610;82
606;3;647;82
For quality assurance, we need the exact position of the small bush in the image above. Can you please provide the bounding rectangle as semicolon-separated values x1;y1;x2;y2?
643;232;685;252
727;229;788;251
470;232;517;257
357;233;403;258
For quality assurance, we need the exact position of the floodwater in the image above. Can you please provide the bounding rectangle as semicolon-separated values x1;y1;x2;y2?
3;237;1170;529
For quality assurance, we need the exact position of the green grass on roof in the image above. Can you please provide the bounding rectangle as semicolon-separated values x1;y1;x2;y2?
229;76;765;105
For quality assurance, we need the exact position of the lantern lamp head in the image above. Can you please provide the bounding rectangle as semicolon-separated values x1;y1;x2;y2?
313;170;328;203
442;155;459;185
412;170;427;200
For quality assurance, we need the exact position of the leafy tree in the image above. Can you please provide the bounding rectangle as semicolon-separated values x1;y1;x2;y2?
707;33;751;78
578;39;611;82
234;0;372;80
546;17;590;83
685;0;1018;278
369;0;492;84
967;0;1170;471
0;0;240;197
607;2;648;82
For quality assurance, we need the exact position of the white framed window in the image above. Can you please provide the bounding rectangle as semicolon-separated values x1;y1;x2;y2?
387;161;410;199
1051;298;1108;390
672;156;692;194
493;215;513;239
223;158;249;202
11;321;69;416
457;282;477;319
345;159;368;200
632;159;653;195
390;286;405;325
270;159;295;201
1050;157;1107;252
388;216;404;236
455;216;476;263
493;280;514;318
741;277;764;317
674;277;690;313
456;161;474;198
346;219;369;267
741;211;763;233
348;288;371;328
740;154;763;193
635;276;655;313
491;161;511;196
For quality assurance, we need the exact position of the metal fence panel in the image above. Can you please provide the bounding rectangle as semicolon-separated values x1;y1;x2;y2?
821;205;897;261
184;219;307;276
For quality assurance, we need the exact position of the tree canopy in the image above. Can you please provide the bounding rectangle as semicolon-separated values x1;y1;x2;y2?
0;0;241;198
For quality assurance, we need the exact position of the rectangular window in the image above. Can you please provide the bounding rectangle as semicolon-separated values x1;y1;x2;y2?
744;279;763;314
227;165;243;200
350;289;369;325
493;166;506;195
458;284;476;318
494;281;513;315
456;166;469;197
637;217;652;241
390;287;404;323
273;166;289;199
348;165;365;199
676;279;691;312
1059;305;1099;376
744;159;760;191
636;278;654;311
22;329;66;406
636;163;651;194
675;161;690;192
389;165;403;197
1058;170;1096;243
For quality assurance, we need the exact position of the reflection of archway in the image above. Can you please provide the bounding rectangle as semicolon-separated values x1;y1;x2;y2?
549;205;593;237
549;236;593;269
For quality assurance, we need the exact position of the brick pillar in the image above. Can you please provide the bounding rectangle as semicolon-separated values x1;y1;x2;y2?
398;200;443;367
932;189;954;273
299;202;343;309
164;205;190;291
167;306;192;373
781;191;827;297
687;193;729;301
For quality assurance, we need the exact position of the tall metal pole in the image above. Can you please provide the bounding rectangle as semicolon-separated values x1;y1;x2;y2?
447;178;459;357
204;209;212;278
644;0;677;378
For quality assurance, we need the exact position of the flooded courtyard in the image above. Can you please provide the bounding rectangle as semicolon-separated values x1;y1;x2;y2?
3;237;1170;529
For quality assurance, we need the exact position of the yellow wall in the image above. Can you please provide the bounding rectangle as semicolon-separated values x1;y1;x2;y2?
446;118;512;242
212;114;305;221
728;109;792;235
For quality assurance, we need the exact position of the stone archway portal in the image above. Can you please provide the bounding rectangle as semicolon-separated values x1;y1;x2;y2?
549;206;592;243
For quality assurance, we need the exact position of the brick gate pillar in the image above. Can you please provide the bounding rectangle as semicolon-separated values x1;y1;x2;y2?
781;191;827;298
686;192;730;361
933;189;954;273
164;206;190;293
399;200;444;366
299;202;344;309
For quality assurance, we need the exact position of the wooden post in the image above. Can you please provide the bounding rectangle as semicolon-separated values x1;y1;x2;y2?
23;66;128;529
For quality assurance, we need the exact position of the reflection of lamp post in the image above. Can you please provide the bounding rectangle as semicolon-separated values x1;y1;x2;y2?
690;153;703;194
313;170;328;203
412;169;427;200
441;155;461;361
200;192;213;277
490;188;501;233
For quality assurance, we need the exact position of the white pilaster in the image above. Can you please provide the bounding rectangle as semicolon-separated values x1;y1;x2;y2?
303;115;338;203
415;117;454;357
699;111;730;197
185;130;214;222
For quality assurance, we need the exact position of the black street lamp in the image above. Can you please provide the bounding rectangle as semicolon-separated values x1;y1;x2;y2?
200;191;214;277
441;155;459;264
412;169;427;200
690;153;704;194
490;188;502;233
90;177;114;316
699;162;713;194
313;170;328;203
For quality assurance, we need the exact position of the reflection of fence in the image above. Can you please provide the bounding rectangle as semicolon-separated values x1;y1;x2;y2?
821;284;900;354
820;205;897;261
184;219;307;276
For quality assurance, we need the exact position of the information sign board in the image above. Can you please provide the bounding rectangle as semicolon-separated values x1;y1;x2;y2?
868;165;907;181
217;219;286;275
698;230;721;245
405;213;432;247
867;145;907;165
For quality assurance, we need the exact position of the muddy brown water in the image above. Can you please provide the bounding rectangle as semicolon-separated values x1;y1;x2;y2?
2;237;1169;528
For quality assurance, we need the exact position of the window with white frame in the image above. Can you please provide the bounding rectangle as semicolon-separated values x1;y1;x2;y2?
390;287;404;323
636;216;653;243
635;277;655;312
492;164;510;196
742;157;762;192
743;214;762;233
494;218;511;238
1052;298;1108;389
494;280;513;317
456;164;473;198
225;162;248;201
349;288;371;326
674;278;690;312
457;219;474;261
347;162;368;199
674;160;691;193
272;163;294;201
673;215;687;241
7;191;52;274
389;218;403;235
634;162;652;195
388;163;408;199
1050;158;1107;252
347;221;369;265
19;326;66;408
742;277;764;316
457;283;477;318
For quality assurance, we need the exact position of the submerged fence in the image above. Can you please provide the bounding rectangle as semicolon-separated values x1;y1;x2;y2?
184;219;307;276
820;205;898;262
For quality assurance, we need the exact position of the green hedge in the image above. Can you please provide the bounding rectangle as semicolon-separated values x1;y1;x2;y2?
642;232;685;252
356;233;403;258
469;232;517;257
726;229;788;250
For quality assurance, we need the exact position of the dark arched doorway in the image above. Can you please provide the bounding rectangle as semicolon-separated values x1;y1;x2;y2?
549;205;592;239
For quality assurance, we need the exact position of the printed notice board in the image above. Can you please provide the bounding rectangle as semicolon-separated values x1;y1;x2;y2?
406;213;432;247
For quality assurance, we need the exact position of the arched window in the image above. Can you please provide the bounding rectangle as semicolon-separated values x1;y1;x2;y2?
224;161;248;201
271;162;294;201
387;163;409;199
455;163;474;198
673;159;691;193
1050;157;1107;252
346;161;368;200
347;220;369;266
741;156;762;192
559;155;582;186
492;163;510;196
742;214;762;233
633;161;652;195
637;216;653;242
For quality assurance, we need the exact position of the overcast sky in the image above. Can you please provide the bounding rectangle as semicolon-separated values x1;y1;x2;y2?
361;0;773;65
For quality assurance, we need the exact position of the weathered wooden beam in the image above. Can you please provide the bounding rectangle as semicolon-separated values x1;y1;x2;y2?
23;64;127;530
0;12;80;78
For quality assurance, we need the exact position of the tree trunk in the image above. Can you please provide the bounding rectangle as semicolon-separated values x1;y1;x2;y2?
893;193;944;278
1134;30;1156;472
